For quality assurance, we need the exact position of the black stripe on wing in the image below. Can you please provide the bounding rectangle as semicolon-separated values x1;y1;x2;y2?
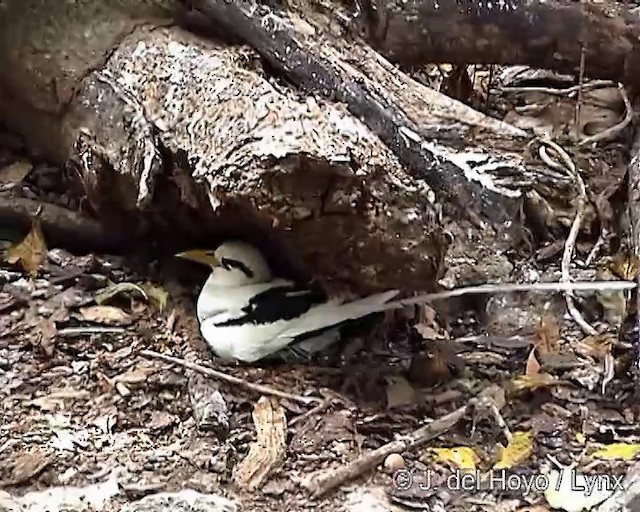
214;284;328;327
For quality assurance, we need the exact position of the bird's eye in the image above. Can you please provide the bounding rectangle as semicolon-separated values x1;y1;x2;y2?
205;251;216;257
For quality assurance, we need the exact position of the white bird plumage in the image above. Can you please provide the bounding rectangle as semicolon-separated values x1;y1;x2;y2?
176;241;399;362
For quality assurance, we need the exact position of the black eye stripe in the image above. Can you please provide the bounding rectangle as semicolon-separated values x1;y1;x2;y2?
221;257;254;278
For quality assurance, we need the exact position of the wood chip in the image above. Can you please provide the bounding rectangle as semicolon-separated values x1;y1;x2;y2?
233;396;287;491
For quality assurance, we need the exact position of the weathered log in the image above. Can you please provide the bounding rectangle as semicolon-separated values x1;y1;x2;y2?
0;0;454;295
187;0;527;231
355;0;640;89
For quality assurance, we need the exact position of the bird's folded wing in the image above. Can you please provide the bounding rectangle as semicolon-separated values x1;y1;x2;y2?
278;289;399;338
211;281;328;327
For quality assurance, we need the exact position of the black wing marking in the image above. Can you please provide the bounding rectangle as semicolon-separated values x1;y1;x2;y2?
214;284;328;327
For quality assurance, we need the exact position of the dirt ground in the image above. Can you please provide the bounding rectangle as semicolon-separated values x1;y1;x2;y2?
3;72;640;512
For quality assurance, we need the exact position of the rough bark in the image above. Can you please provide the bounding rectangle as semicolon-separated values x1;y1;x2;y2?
188;0;527;232
355;0;640;89
0;0;551;295
0;0;452;295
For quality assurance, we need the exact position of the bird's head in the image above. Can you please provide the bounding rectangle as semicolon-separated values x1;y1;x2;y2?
175;241;273;286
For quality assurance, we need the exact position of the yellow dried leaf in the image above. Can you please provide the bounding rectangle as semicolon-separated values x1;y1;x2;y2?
140;282;169;311
432;447;478;471
493;431;533;469
94;282;147;305
591;442;640;461
574;432;586;445
79;306;132;326
610;253;640;280
510;373;559;392
6;220;46;276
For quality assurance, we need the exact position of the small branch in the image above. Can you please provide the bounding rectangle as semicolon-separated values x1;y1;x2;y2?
579;84;633;146
303;385;502;497
140;349;321;405
0;195;132;253
539;139;597;336
57;327;126;337
500;80;616;97
574;43;586;141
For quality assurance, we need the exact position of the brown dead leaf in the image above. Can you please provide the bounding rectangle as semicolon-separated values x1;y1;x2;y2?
385;376;417;409
407;341;464;387
2;449;50;487
533;316;560;357
79;305;133;326
39;318;57;357
525;349;541;376
6;220;46;276
0;160;31;185
233;396;287;491
574;333;613;362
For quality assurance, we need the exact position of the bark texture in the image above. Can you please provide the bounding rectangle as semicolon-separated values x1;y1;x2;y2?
356;0;640;88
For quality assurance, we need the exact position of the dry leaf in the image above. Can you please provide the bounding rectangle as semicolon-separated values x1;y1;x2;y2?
0;160;32;185
39;318;57;357
4;449;50;486
79;306;132;326
574;333;613;361
493;431;533;469
6;220;46;276
385;376;417;409
591;442;640;461
431;447;478;471
610;253;640;280
94;282;147;305
140;282;169;311
525;349;541;376
533;316;560;357
233;396;287;491
510;373;560;393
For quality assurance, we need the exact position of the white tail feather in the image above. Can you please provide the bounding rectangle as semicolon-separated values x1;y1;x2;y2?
278;289;399;338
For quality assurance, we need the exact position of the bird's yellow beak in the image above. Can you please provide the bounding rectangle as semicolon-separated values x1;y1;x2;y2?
174;249;219;268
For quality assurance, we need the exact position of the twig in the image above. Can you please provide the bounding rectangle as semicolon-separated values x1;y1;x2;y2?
303;385;502;497
289;400;333;427
57;327;126;337
0;195;132;253
579;83;633;146
500;79;615;97
539;139;597;336
585;228;609;268
574;43;587;140
140;349;320;405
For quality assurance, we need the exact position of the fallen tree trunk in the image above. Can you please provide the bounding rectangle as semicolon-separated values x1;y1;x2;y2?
356;0;640;88
3;0;605;296
0;0;454;295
